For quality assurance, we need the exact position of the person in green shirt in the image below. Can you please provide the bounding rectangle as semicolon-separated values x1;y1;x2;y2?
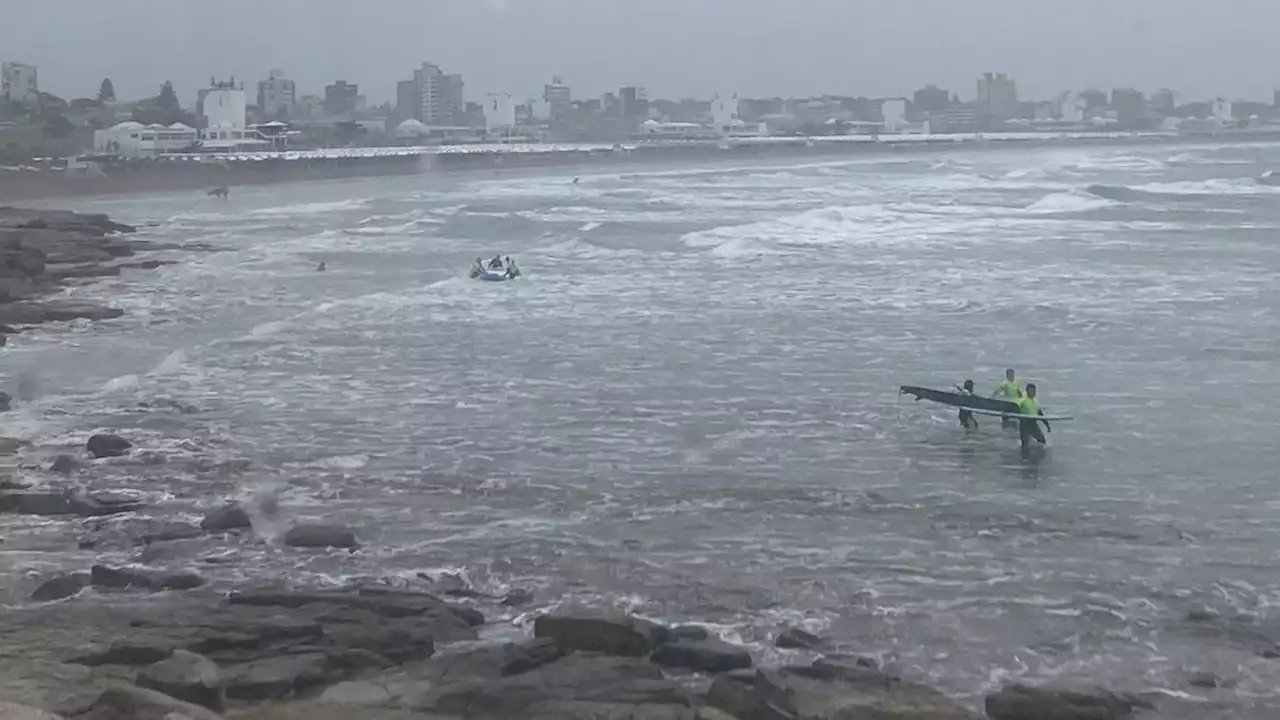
1015;382;1051;455
992;368;1022;429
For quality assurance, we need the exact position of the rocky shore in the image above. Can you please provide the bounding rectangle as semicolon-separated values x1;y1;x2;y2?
0;206;221;340
2;208;1278;719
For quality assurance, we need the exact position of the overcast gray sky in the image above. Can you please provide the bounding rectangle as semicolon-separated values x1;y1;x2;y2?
4;0;1278;106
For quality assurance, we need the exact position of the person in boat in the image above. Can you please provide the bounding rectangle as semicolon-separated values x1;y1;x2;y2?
504;256;520;278
1016;383;1051;456
954;379;978;430
992;368;1022;428
488;254;505;269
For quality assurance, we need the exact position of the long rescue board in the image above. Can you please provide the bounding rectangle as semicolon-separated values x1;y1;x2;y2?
965;407;1073;421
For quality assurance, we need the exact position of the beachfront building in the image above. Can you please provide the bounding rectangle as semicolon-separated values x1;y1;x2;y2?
257;69;296;118
485;93;517;136
92;121;199;156
977;72;1018;122
544;77;571;123
1;61;38;105
395;63;465;126
201;78;271;152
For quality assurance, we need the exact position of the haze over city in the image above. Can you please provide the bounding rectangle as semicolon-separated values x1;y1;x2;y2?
5;0;1280;103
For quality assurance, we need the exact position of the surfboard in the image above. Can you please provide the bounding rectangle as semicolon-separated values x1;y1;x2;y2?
966;407;1073;421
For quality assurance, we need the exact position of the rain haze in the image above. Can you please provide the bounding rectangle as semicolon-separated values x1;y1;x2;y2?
4;0;1280;101
5;1;1280;719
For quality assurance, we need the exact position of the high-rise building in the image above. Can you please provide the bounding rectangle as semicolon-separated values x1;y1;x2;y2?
257;69;296;117
1151;88;1177;116
1;61;39;105
619;85;648;119
324;80;359;116
912;85;951;116
976;72;1017;121
543;76;572;121
405;62;465;125
1110;88;1146;125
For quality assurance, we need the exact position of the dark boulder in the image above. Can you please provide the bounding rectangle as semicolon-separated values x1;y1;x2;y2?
281;524;358;549
138;523;204;544
0;491;143;517
776;626;827;650
708;659;979;720
86;433;131;459
650;638;753;673
406;653;693;718
90;564;205;592
49;454;78;475
534;611;670;657
985;684;1156;720
0;391;11;413
30;573;90;602
199;504;251;532
135;649;225;712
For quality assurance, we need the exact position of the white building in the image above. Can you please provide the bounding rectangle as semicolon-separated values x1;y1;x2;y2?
257;69;296;117
1058;91;1086;123
485;93;517;134
1;62;38;105
201;79;269;151
93;121;198;157
880;98;907;133
977;72;1018;120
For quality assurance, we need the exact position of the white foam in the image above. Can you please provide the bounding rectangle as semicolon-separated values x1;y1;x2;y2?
248;199;371;218
1023;191;1115;214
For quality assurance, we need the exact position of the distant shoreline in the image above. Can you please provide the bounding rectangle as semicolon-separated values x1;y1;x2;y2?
3;130;1277;202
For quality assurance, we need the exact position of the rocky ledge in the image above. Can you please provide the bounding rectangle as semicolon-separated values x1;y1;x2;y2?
2;602;1275;720
0;206;219;343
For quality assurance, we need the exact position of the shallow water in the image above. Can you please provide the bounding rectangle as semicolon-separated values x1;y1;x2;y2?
4;140;1280;700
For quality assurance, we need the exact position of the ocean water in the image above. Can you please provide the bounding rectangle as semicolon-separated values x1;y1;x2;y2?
5;141;1280;701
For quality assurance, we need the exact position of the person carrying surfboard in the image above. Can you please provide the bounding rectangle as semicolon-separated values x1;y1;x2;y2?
1016;383;1051;455
992;368;1022;428
954;379;979;430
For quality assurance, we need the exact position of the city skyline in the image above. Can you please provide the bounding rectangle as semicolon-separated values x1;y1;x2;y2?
4;0;1280;106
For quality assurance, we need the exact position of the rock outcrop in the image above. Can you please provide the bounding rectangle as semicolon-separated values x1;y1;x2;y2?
0;207;207;332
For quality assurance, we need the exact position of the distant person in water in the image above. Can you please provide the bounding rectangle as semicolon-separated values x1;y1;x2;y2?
488;254;504;269
504;257;520;278
572;177;580;184
1016;383;1051;456
316;261;326;272
955;379;978;429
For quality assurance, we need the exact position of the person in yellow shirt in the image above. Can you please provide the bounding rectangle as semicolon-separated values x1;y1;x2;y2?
1015;383;1051;455
992;368;1022;429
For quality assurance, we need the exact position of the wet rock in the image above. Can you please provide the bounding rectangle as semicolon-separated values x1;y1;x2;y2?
0;392;11;413
87;433;132;459
46;264;121;279
224;652;335;700
534;610;671;657
90;564;206;592
199;505;250;532
1185;606;1220;623
985;684;1155;720
670;625;710;641
228;585;482;632
709;660;978;720
281;524;358;549
500;587;535;606
136;650;225;712
650;638;753;673
139;523;205;545
0;479;31;490
49;454;78;476
776;627;827;650
30;573;90;602
405;653;693;718
0;491;144;517
78;685;223;720
0;702;64;719
1187;671;1235;689
0;301;124;326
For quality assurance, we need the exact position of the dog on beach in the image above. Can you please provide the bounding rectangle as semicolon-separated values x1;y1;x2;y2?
208;186;230;199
